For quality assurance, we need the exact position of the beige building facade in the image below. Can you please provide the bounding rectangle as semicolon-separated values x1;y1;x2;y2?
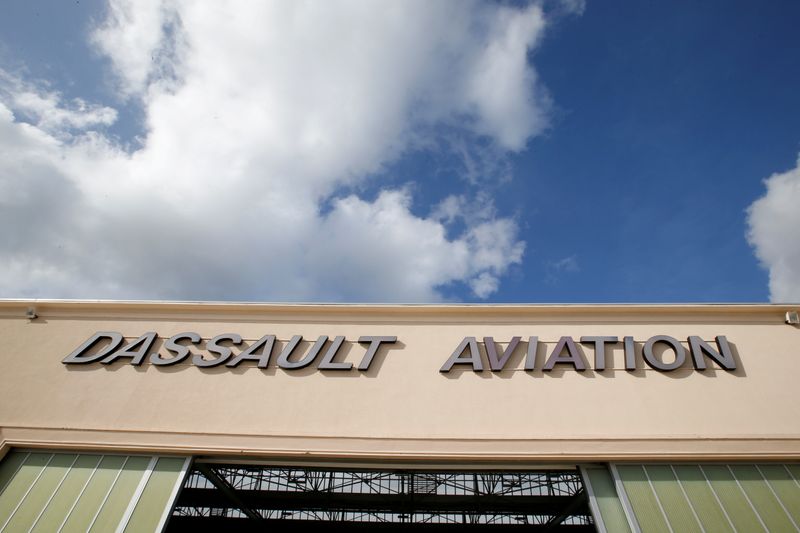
0;300;798;531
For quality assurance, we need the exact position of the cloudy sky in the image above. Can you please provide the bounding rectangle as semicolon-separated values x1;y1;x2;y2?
0;0;798;303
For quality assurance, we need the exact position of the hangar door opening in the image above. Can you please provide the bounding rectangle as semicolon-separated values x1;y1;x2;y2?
167;462;595;531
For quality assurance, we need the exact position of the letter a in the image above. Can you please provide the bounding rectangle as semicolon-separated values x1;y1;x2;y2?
543;336;587;371
440;337;483;372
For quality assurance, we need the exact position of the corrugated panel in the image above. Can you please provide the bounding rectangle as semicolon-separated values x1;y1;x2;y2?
670;464;734;533
124;457;189;532
582;465;633;533
614;463;800;533
643;465;702;533
59;454;129;531
730;464;798;531
757;464;800;527
0;452;29;495
2;454;77;532
701;464;767;531
88;456;152;532
0;451;189;533
615;464;670;533
788;464;800;483
0;453;52;529
30;454;102;532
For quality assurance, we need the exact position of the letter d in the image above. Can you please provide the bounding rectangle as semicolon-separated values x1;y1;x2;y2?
62;332;124;364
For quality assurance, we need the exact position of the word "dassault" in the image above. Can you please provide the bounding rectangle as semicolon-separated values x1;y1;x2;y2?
63;332;397;371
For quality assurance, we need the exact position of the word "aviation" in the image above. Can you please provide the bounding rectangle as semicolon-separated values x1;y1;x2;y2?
440;335;737;372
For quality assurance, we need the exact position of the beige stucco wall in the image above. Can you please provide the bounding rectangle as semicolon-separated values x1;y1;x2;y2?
1;301;798;463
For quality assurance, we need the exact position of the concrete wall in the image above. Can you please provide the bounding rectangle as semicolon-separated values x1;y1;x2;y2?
1;301;798;462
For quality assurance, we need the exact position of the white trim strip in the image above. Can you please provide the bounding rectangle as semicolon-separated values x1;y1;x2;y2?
115;455;158;533
578;466;608;533
609;464;642;533
154;457;192;533
785;464;800;490
0;452;31;495
0;453;54;532
697;465;737;533
86;455;130;532
57;454;104;533
641;465;674;533
726;465;768;532
27;454;80;533
669;465;706;533
754;464;800;532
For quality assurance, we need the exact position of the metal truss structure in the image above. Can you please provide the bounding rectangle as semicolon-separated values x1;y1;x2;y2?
167;462;595;531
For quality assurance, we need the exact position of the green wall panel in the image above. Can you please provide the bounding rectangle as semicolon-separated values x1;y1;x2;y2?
30;454;102;533
583;466;633;533
0;451;188;533
125;457;188;532
643;465;702;533
614;463;800;533
88;456;151;533
670;464;734;533
757;464;800;527
787;464;800;483
616;464;670;533
2;453;77;532
0;453;52;528
0;452;28;495
59;454;128;532
730;464;797;532
702;464;767;532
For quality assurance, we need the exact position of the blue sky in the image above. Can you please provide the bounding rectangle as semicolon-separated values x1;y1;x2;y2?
0;0;798;303
495;0;800;302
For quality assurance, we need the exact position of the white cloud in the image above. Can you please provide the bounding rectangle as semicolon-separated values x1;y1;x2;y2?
430;192;500;226
465;4;549;150
550;255;580;273
470;272;500;299
0;1;557;301
431;195;468;225
544;255;579;285
309;190;521;301
557;0;587;16
13;92;117;134
91;0;184;98
0;71;117;136
747;156;800;302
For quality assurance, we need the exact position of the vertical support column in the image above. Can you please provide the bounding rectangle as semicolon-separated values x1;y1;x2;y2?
609;464;643;533
154;457;191;532
579;465;635;533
